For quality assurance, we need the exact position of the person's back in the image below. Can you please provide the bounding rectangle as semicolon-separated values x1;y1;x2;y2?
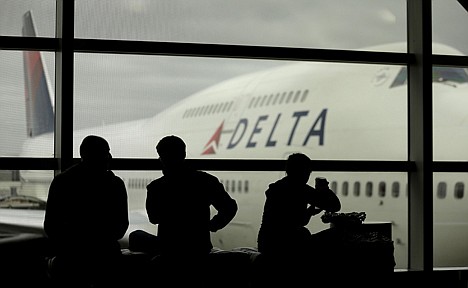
147;169;230;254
257;153;341;254
146;135;238;256
145;135;238;286
44;135;129;287
256;153;341;285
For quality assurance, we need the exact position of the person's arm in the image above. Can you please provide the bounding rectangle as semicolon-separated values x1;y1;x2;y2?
208;176;238;232
316;186;341;213
113;177;129;240
43;176;63;240
302;205;323;225
145;182;161;225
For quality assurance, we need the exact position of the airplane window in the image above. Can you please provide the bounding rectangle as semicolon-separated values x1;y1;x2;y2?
248;98;255;108
238;180;242;192
378;181;386;197
437;182;447;199
272;93;280;105
300;90;309;103
201;105;208;115
454;182;464;199
293;90;301;103
342;181;349;196
231;180;235;192
244;180;249;193
260;95;268;107
208;104;215;114
390;66;468;88
229;102;234;111
286;91;294;103
391;182;400;198
353;181;360;197
225;180;230;192
365;181;373;197
279;92;286;104
266;94;274;106
222;102;229;112
253;97;260;108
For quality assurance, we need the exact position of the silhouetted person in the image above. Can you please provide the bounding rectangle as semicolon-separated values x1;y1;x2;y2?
256;153;341;285
44;135;129;288
135;135;238;286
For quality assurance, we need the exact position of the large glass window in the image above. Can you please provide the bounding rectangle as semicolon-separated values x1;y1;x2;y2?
0;50;55;157
2;0;468;272
0;1;56;37
432;0;468;56
74;53;407;160
433;173;468;268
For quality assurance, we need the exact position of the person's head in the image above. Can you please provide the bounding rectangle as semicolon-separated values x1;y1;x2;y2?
285;153;312;183
79;135;111;171
156;135;186;173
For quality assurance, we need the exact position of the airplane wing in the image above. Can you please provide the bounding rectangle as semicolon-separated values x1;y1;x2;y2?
0;208;45;235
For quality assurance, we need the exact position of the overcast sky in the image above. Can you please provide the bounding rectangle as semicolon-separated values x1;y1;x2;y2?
1;0;467;156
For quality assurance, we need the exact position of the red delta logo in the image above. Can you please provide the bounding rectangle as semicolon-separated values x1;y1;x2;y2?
202;121;224;155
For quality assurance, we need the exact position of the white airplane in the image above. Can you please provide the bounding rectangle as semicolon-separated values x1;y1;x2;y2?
2;10;468;270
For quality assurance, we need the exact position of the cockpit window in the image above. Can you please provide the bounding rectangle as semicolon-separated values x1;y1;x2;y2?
390;66;468;88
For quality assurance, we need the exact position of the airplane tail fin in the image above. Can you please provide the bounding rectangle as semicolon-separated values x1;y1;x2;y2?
22;10;54;138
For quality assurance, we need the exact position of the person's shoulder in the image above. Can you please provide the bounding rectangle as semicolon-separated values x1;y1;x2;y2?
270;177;287;188
53;163;80;179
107;170;125;183
305;184;316;193
194;170;219;181
146;176;164;190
